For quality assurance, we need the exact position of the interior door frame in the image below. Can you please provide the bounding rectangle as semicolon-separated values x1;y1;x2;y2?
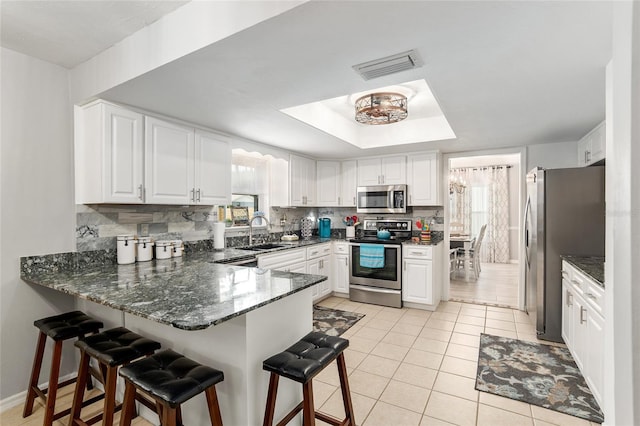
441;147;527;310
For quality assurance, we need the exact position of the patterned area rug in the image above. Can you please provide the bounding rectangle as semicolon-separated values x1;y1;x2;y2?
313;306;365;336
476;333;604;423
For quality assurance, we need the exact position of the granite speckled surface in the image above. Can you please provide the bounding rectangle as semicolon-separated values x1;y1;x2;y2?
21;250;327;331
562;255;605;287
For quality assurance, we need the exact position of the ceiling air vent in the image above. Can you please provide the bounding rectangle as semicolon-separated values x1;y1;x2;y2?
353;50;423;81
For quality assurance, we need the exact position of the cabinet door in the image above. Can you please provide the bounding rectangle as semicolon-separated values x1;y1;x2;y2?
561;282;574;348
402;258;432;304
381;156;406;184
288;263;308;274
319;255;332;297
145;117;194;204
305;159;317;206
577;136;590;167
407;153;439;206
333;254;349;294
586;310;604;406
340;160;357;206
307;259;321;300
357;158;382;186
590;122;605;164
572;293;588;371
101;104;144;203
194;130;230;205
290;155;315;206
316;161;340;206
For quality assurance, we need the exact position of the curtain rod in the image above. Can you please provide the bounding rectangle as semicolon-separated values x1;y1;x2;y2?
451;165;512;171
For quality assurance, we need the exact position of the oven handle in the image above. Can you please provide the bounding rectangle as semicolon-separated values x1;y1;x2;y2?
349;242;400;250
349;284;400;294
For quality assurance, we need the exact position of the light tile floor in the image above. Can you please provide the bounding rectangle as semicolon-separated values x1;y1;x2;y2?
450;262;520;308
3;297;598;426
314;296;600;426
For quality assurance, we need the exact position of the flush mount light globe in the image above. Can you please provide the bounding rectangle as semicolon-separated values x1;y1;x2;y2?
354;92;408;125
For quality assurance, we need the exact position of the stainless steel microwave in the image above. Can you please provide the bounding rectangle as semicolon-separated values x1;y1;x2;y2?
356;184;407;214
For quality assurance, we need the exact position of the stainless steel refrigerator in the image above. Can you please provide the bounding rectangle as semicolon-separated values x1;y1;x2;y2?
524;166;605;342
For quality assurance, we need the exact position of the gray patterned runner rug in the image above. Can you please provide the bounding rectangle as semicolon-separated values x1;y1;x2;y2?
313;306;365;337
476;333;604;423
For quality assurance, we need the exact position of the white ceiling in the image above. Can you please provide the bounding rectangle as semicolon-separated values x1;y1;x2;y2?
0;1;187;68
1;1;612;160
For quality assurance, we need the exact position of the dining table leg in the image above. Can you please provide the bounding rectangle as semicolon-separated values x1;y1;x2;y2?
464;241;472;281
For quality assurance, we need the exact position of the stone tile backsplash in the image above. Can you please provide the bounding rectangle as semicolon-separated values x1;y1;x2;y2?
76;204;444;252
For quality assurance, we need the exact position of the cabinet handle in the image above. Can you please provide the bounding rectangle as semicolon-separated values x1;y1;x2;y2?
196;188;201;202
345;258;348;266
403;261;406;271
190;188;195;203
586;150;591;163
561;270;568;277
138;184;144;201
338;196;341;205
353;196;356;205
381;175;385;184
410;251;423;256
566;290;573;307
571;279;580;286
586;292;596;300
580;306;587;324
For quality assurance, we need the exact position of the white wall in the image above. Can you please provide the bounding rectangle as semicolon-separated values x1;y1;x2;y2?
603;2;640;424
0;48;76;401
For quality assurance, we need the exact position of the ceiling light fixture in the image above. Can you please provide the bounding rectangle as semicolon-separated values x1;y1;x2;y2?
355;92;408;125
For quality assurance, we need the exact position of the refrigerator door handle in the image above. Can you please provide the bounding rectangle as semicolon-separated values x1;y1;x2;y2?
524;197;532;267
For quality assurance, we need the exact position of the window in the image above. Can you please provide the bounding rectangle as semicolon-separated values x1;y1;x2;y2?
470;185;488;237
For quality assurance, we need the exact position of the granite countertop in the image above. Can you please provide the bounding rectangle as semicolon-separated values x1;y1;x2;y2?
402;238;444;247
562;255;605;287
209;238;334;263
21;250;326;331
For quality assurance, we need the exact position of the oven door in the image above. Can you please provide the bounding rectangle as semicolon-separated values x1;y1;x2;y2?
349;243;401;290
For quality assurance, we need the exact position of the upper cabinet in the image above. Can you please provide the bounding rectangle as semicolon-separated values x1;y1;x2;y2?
357;156;406;186
316;160;358;207
75;101;230;205
75;102;144;204
290;154;316;206
340;160;357;207
578;121;605;167
407;152;440;206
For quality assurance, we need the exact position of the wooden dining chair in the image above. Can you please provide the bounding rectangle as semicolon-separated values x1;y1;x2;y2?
457;224;486;279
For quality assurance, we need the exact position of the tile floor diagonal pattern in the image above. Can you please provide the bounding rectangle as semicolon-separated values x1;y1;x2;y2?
312;297;601;426
2;297;600;426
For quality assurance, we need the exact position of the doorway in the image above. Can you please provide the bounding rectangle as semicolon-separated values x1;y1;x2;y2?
447;153;522;308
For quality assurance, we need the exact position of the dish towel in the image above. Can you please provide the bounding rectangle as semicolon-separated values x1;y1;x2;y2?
359;244;385;268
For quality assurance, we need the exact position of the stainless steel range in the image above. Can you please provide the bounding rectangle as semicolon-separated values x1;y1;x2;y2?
349;218;412;308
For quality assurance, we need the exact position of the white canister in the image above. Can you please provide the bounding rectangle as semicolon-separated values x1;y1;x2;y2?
155;240;173;260
345;226;356;239
136;237;154;262
171;240;183;257
116;235;136;265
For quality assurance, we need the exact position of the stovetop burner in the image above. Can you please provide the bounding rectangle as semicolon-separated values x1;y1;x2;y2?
350;237;406;245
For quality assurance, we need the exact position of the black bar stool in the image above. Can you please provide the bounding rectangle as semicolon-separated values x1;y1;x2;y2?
119;349;225;426
23;310;103;426
262;331;355;426
68;327;161;426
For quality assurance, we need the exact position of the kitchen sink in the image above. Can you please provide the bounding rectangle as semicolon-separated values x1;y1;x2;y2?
238;243;286;251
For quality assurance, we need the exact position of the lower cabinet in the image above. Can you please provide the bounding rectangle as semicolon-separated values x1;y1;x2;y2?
333;242;350;296
307;244;332;301
401;244;443;310
561;260;605;408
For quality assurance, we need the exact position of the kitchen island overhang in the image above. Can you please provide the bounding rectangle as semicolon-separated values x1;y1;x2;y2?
20;251;326;425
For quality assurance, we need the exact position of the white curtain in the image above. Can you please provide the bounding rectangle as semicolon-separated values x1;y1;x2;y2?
450;166;510;263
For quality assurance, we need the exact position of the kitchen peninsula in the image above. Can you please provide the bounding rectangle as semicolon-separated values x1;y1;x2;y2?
21;249;327;425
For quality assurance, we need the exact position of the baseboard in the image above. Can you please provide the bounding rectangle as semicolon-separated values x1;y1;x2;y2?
0;372;76;413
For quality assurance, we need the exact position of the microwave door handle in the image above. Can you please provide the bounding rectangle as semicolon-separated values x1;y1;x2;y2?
389;190;394;209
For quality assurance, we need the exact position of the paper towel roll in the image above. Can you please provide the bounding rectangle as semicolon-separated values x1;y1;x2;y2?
213;222;226;250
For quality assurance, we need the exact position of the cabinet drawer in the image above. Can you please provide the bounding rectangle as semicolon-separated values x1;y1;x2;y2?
584;280;605;316
569;268;587;296
307;243;331;260
333;242;349;254
258;248;306;269
403;246;432;260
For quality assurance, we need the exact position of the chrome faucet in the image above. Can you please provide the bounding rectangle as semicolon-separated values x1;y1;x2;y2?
249;215;271;246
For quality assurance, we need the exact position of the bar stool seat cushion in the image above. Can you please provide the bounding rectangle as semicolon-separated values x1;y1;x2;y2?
263;331;349;384
34;310;103;341
75;327;161;367
119;349;224;408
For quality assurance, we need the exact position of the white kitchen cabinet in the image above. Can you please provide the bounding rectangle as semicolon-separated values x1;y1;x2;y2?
401;244;442;309
290;154;316;206
577;121;605;167
257;247;307;271
332;242;350;295
316;161;341;206
194;130;231;205
407;152;440;206
307;243;332;301
561;260;605;408
357;156;406;186
145;117;230;205
340;160;358;207
75;102;144;203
